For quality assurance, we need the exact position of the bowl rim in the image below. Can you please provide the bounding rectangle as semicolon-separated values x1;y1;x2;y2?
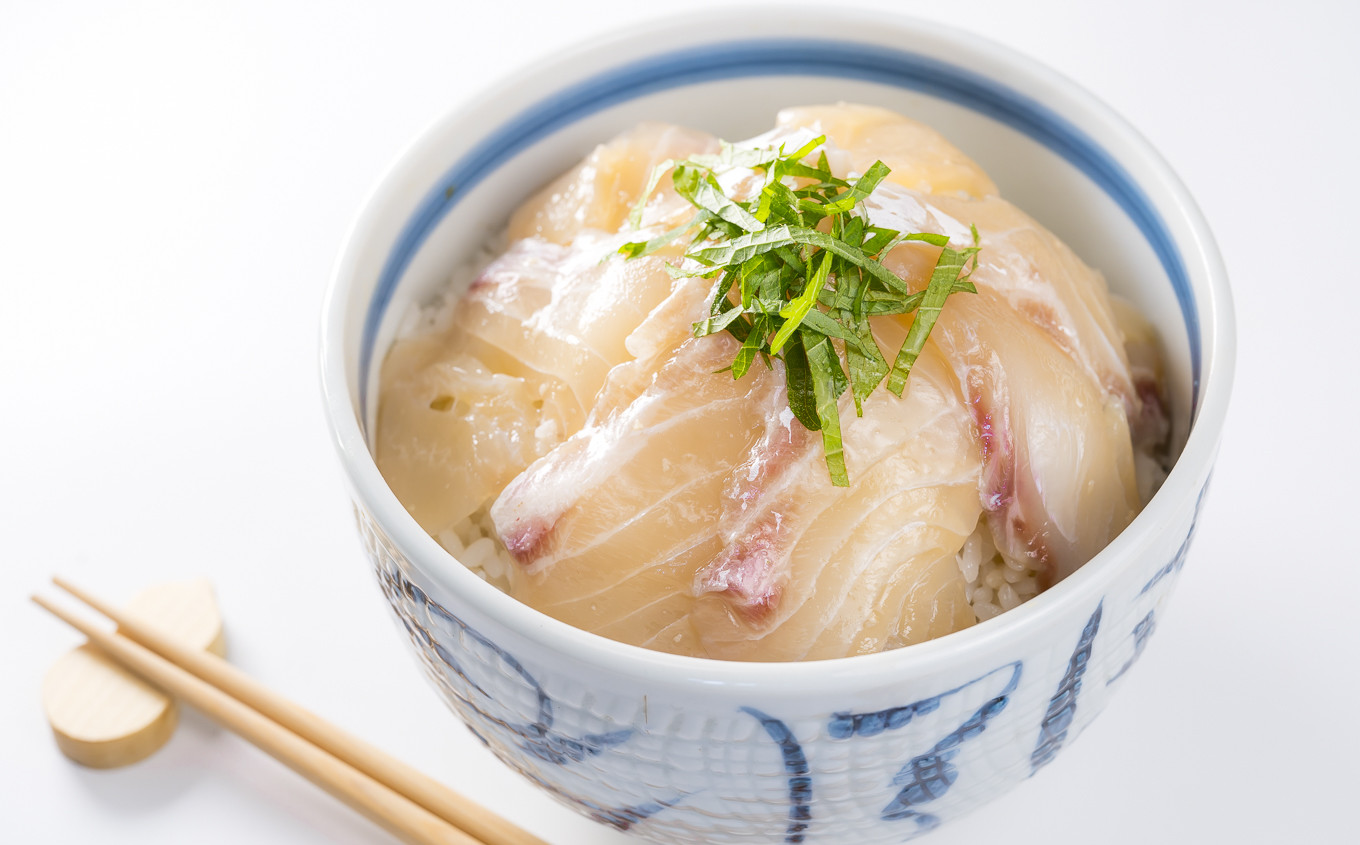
319;10;1235;693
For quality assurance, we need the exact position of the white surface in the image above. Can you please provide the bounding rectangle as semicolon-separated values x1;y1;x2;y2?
1;1;1355;843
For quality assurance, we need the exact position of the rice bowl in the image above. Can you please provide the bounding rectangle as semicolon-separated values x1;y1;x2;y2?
320;12;1232;842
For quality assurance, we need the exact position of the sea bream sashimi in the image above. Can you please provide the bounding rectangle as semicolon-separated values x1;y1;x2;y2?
376;124;721;540
777;104;1149;584
376;105;1167;661
779;104;1150;444
688;341;984;661
376;238;687;538
491;334;780;658
490;327;983;661
509;122;721;245
877;281;1140;588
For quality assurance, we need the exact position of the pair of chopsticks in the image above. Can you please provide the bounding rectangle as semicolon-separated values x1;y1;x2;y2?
33;578;548;845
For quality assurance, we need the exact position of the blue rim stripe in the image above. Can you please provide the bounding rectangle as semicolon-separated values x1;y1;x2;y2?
359;39;1200;420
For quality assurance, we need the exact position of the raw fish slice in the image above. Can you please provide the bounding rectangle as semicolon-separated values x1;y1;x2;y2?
378;193;700;536
928;193;1147;431
883;286;1139;586
492;339;982;662
377;349;543;536
777;107;1147;437
456;235;682;428
775;103;997;198
858;189;1143;584
589;273;716;421
491;333;782;658
692;345;982;662
508;123;721;245
776;104;1151;443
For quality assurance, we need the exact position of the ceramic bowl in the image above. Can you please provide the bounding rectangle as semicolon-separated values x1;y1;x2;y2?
320;11;1233;843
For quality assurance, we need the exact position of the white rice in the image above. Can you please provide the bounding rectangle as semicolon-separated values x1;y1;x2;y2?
954;517;1041;623
436;508;517;593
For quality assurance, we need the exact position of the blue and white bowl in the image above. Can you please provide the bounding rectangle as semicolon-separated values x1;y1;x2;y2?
320;12;1234;843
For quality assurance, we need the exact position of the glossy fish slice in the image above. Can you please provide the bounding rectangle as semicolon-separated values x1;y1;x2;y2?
1110;295;1171;453
455;236;683;429
508;122;720;244
490;307;984;661
377;347;543;537
775;103;998;198
778;105;1149;585
378;241;684;537
378;123;722;538
692;344;983;661
871;246;1140;588
928;193;1146;430
930;290;1138;586
781;104;1148;433
491;334;780;658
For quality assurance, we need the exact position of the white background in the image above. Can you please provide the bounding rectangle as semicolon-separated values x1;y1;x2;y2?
3;1;1357;843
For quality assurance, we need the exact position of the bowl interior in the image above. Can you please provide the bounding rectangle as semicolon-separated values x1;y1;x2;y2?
350;40;1199;461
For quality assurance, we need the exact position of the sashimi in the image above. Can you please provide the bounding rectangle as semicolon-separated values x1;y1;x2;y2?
377;238;685;537
690;343;983;661
775;103;997;198
376;106;1169;661
893;287;1139;587
492;335;778;658
509;122;720;244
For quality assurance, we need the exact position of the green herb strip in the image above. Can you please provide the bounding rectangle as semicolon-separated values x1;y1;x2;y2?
771;249;833;354
782;332;820;432
620;136;978;486
886;240;981;396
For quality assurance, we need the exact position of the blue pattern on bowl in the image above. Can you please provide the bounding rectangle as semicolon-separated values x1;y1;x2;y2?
353;479;1208;842
1140;477;1210;597
740;709;812;843
1106;611;1158;687
1030;603;1103;774
877;662;1021;830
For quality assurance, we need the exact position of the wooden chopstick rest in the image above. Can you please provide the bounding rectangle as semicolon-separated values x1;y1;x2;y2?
41;579;225;768
50;577;546;845
34;590;487;845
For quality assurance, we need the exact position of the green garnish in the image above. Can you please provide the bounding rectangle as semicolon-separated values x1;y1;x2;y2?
619;136;980;487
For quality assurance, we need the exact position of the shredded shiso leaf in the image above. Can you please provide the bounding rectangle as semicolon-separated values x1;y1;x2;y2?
620;136;979;486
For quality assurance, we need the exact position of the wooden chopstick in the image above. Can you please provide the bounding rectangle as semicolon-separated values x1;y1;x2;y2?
33;581;544;845
32;593;479;845
49;577;545;845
